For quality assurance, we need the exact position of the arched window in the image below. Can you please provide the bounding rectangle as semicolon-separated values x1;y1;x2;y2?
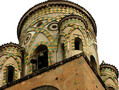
74;37;83;50
7;66;15;83
61;43;65;60
32;45;48;71
90;55;97;71
32;85;59;90
108;87;115;90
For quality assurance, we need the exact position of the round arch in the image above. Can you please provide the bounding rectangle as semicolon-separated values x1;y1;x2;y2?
32;85;59;90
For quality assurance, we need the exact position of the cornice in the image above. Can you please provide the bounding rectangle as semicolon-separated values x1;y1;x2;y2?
100;61;118;78
0;42;23;51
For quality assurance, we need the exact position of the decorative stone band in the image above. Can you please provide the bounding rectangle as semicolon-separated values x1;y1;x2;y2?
0;42;23;51
100;63;118;78
59;15;88;30
26;15;66;53
0;54;21;71
17;0;97;38
59;18;96;50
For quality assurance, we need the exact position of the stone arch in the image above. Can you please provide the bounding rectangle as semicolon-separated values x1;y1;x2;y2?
68;26;85;36
107;87;115;90
71;35;86;51
26;16;65;52
2;64;18;85
61;24;86;39
104;78;116;90
0;55;21;71
59;15;88;32
28;41;53;73
31;45;49;71
21;6;90;32
104;77;117;86
61;25;86;52
30;41;52;56
26;28;52;45
32;85;59;90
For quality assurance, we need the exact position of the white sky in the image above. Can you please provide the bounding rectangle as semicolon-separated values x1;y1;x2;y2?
0;0;119;70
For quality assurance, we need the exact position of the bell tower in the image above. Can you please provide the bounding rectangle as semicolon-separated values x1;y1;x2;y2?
17;0;99;75
0;0;118;90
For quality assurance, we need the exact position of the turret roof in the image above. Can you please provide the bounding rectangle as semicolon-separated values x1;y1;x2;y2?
0;42;23;51
100;61;118;77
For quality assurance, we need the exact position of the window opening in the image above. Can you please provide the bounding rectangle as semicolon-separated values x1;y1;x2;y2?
32;45;48;71
7;66;15;83
61;43;65;60
75;37;83;50
90;55;97;71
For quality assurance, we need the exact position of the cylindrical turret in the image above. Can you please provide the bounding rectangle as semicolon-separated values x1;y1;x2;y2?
100;61;118;90
0;42;23;86
17;0;99;75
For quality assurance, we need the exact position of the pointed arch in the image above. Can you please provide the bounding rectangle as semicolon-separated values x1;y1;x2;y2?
0;55;21;71
32;85;59;90
26;16;65;53
61;24;86;39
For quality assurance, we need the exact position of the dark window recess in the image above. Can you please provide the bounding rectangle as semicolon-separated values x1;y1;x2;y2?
61;43;65;60
90;55;97;71
7;66;15;83
32;85;59;90
75;40;79;50
38;50;48;69
37;22;42;27
31;59;37;72
48;22;58;31
52;25;57;28
75;37;83;50
26;36;29;41
108;87;115;90
32;45;48;72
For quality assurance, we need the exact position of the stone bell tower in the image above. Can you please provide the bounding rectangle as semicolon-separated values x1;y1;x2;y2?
0;0;116;90
17;0;99;75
